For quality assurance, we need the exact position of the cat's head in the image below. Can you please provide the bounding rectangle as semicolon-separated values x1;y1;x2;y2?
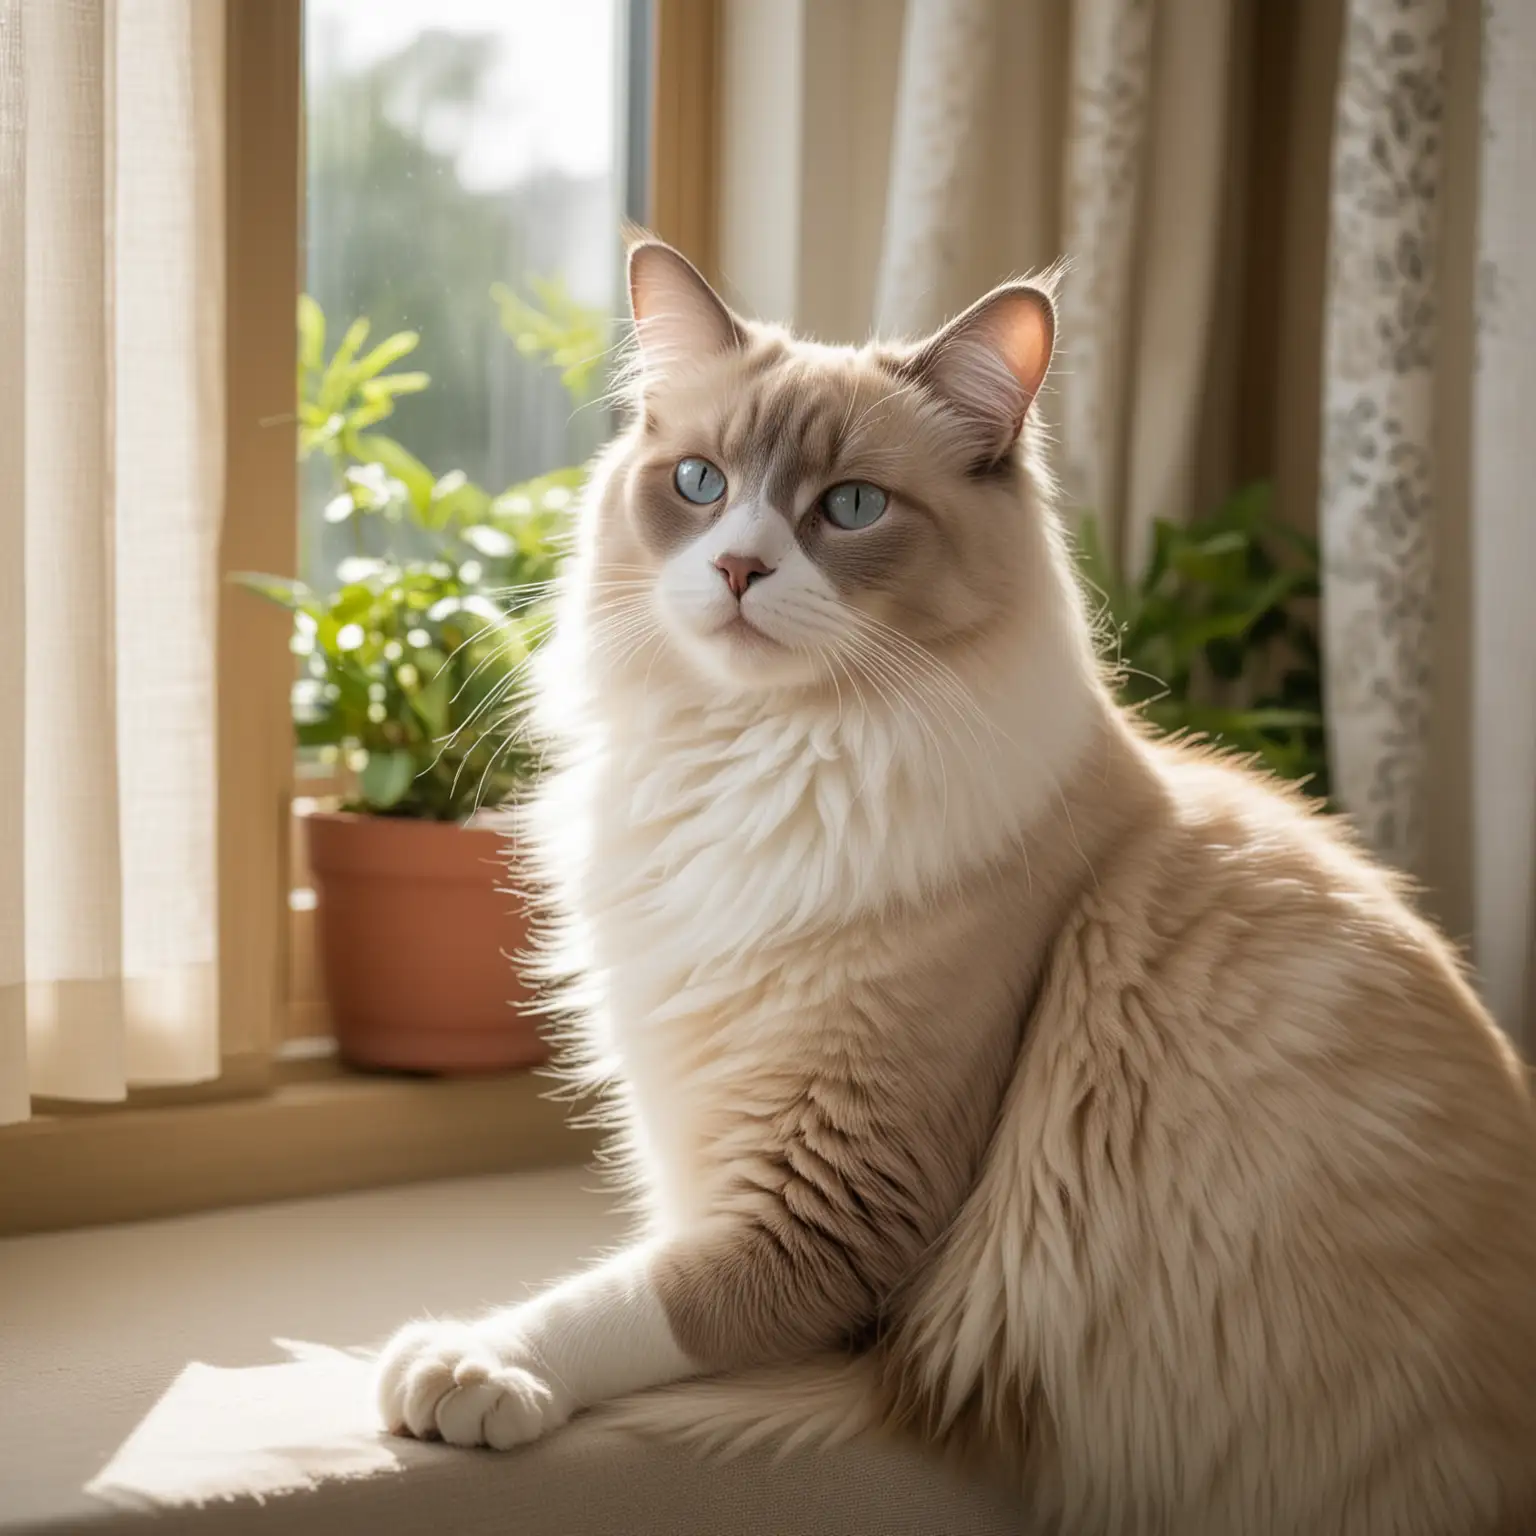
579;238;1075;698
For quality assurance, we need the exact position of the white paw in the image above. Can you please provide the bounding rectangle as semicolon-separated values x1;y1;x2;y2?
375;1319;568;1450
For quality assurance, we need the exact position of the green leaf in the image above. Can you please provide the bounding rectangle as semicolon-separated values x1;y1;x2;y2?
1168;530;1249;586
358;750;416;810
1071;479;1328;797
1218;481;1274;532
296;716;344;749
1271;521;1321;566
230;572;315;611
1145;519;1179;592
354;433;435;513
361;370;430;399
331;582;377;624
317;316;372;414
1233;708;1323;732
426;473;491;531
410;668;453;738
351;329;420;383
491;276;608;403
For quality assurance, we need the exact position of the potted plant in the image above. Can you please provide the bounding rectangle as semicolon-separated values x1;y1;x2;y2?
1075;483;1330;800
238;290;595;1073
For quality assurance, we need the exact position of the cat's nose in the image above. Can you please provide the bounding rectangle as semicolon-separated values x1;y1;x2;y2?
714;553;772;599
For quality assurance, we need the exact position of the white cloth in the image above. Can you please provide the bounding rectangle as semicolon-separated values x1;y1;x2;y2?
0;0;224;1123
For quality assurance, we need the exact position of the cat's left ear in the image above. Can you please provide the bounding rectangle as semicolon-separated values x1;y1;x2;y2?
628;238;745;370
906;282;1054;464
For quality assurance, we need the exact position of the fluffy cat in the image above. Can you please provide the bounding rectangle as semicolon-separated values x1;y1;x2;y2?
376;239;1536;1535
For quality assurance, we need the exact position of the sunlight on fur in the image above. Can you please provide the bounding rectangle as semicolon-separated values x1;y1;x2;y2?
374;238;1536;1536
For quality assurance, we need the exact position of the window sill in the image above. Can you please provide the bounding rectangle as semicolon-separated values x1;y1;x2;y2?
0;1166;624;1532
0;1062;596;1238
0;1166;1020;1536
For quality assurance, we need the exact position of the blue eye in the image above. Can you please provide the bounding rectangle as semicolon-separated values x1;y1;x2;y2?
675;457;726;505
821;482;887;530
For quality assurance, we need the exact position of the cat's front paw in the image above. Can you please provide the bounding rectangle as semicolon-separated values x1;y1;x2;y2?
375;1319;568;1450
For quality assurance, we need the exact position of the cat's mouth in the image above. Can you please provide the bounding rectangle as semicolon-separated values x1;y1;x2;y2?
715;613;786;652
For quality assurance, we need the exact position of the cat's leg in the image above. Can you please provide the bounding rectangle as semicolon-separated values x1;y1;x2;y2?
376;1206;907;1450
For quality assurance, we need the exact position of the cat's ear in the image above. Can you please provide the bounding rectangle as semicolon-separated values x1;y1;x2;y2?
628;239;744;369
906;282;1054;463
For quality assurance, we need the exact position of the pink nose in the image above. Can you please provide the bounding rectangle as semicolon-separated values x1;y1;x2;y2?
714;553;771;598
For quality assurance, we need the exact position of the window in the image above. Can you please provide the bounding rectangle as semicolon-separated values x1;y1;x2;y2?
301;0;642;587
287;0;650;1046
0;0;718;1234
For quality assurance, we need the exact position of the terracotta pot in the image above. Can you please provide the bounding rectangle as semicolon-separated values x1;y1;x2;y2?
305;810;545;1074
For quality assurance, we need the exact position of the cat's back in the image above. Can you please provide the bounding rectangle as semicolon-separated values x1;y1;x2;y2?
1112;735;1528;1111
974;732;1536;1532
1046;733;1536;1322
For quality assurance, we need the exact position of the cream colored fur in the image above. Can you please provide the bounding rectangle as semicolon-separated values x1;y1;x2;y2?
377;243;1536;1535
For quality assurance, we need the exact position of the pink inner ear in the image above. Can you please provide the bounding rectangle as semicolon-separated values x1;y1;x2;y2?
993;293;1053;406
628;243;741;365
917;285;1055;457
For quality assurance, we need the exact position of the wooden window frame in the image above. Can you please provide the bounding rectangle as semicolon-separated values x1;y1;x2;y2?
222;0;303;1080
648;0;722;282
1;0;715;1237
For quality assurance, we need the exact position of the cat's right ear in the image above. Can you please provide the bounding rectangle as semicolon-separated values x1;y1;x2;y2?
628;240;744;370
904;280;1055;465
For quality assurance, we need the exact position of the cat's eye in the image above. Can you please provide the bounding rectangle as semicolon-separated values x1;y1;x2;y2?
675;457;727;505
821;481;888;530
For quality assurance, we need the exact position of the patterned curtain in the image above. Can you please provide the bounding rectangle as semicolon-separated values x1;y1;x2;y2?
1320;0;1535;1044
1318;0;1446;873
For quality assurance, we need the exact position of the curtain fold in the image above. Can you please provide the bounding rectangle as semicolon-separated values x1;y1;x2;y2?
1317;0;1447;876
0;0;224;1125
873;0;997;340
875;0;1239;577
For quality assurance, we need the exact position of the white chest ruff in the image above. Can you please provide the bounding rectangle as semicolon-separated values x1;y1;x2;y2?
530;670;1086;1230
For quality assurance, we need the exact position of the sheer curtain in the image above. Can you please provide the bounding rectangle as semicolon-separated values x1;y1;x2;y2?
1319;0;1536;1046
0;0;225;1125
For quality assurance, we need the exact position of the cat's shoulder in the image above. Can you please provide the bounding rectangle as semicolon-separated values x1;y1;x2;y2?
1050;727;1471;1034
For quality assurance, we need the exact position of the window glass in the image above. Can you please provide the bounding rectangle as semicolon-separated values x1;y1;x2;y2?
302;0;630;588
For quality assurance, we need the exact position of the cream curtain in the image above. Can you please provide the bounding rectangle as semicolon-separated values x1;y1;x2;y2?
0;0;225;1125
874;0;1241;578
1320;0;1536;1046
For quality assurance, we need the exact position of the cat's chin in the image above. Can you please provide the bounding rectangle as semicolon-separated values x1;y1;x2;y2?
672;617;823;692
